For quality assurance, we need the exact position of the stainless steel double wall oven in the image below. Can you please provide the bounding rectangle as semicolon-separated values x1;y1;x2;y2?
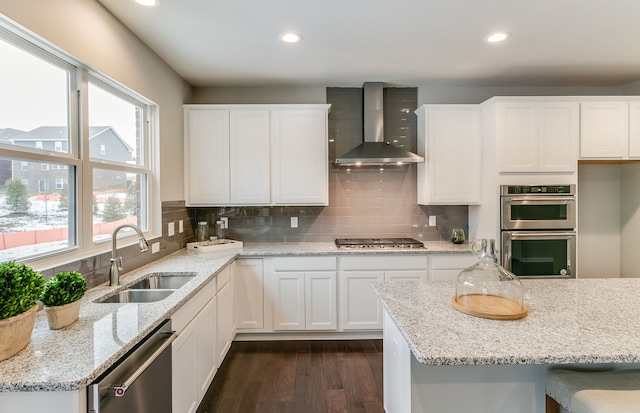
500;185;576;278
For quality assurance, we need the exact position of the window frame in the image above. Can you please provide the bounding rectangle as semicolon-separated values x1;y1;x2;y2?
0;19;160;267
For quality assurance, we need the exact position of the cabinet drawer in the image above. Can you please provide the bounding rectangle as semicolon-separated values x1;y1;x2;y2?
216;264;231;292
172;276;217;332
340;255;428;271
430;254;476;270
272;256;336;271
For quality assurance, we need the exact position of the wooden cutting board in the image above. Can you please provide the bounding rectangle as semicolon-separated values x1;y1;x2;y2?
451;294;528;320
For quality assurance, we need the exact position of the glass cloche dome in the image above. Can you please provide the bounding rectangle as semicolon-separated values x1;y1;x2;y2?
452;239;527;320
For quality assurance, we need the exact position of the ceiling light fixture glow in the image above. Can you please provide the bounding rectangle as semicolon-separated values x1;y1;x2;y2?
133;0;158;6
486;32;510;43
280;32;303;43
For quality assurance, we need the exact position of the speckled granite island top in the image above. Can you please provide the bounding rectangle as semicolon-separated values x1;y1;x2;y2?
374;278;640;366
0;249;238;392
240;241;471;256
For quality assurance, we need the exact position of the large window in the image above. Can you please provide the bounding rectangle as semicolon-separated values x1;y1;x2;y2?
0;23;157;263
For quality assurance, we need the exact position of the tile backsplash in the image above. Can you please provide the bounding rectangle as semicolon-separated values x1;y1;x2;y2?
187;86;468;244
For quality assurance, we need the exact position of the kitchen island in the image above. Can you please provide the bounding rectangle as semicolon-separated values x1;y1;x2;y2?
374;278;640;413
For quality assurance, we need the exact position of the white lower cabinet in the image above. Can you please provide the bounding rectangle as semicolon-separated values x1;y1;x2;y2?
429;254;477;281
338;256;428;331
172;263;234;413
216;263;235;366
235;258;265;330
269;256;337;331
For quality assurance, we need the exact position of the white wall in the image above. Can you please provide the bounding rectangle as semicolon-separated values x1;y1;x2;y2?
0;0;191;202
190;86;327;104
577;164;621;278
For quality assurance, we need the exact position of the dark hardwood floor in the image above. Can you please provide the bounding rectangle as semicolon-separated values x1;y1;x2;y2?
196;340;384;413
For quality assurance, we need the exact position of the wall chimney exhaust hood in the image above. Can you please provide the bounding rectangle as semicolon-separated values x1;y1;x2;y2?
334;82;424;166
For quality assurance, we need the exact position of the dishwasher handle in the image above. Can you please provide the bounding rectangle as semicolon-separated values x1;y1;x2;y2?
110;331;177;397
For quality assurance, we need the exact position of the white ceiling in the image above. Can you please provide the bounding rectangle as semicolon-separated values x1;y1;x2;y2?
97;0;640;88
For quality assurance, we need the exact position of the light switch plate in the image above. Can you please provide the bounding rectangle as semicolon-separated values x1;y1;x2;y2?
168;222;175;236
178;220;183;233
291;217;298;228
151;242;160;254
428;216;437;226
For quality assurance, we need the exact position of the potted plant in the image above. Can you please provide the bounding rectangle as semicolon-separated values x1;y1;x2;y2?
0;261;45;361
40;271;87;330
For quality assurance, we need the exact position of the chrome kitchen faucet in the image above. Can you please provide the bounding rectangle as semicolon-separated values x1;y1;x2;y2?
109;224;149;286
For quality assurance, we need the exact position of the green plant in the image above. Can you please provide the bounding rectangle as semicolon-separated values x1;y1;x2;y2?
40;271;87;307
4;179;30;213
0;261;45;320
102;194;126;222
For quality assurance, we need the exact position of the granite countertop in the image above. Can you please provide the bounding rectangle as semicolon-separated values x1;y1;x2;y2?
0;241;470;393
374;278;640;366
0;248;238;392
240;241;472;256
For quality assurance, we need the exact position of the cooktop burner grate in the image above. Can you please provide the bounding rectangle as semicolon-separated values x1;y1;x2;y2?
335;238;424;249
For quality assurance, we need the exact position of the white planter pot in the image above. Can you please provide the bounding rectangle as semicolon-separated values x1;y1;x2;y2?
0;306;37;361
45;300;80;330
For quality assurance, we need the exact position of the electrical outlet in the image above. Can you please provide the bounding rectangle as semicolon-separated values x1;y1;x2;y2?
151;242;160;254
428;216;437;227
291;217;298;228
178;220;183;233
220;217;228;229
168;222;175;236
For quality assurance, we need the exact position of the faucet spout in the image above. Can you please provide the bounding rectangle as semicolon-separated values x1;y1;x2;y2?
109;224;149;286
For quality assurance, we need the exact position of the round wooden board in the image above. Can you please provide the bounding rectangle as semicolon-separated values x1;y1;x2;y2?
451;295;528;320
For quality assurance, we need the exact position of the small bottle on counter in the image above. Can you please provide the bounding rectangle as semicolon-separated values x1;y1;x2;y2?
216;221;225;240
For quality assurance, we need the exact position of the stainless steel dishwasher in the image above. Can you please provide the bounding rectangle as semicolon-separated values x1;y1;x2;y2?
88;319;177;413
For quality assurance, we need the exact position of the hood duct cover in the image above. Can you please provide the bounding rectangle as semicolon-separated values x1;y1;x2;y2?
334;82;424;166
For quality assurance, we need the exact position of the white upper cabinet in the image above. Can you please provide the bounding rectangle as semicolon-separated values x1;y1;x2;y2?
495;100;578;173
270;108;329;205
229;110;271;204
579;100;640;159
184;104;330;206
415;105;482;205
184;109;230;205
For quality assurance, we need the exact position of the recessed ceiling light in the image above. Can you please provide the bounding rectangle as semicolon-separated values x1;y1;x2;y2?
486;32;510;43
133;0;158;6
280;32;303;43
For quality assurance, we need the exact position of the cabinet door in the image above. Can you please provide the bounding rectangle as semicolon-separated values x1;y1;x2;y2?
196;297;217;398
339;271;384;330
271;109;329;205
580;101;629;158
229;110;271;204
184;109;230;205
497;103;538;172
538;103;579;172
417;106;481;205
235;259;264;330
272;272;305;330
629;102;640;158
216;281;233;366
172;321;198;413
305;271;337;330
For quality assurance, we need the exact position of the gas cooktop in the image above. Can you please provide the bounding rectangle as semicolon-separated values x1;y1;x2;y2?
335;238;424;249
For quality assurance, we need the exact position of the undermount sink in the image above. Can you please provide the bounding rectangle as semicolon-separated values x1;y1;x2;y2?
96;289;175;304
126;272;197;290
95;272;197;303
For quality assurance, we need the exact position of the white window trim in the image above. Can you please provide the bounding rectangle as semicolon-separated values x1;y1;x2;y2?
0;17;161;268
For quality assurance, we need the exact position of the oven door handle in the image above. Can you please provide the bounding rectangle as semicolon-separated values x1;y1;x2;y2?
505;231;576;238
505;196;575;203
110;331;177;397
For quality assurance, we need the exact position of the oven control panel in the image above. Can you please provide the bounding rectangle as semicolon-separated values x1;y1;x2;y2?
501;185;575;196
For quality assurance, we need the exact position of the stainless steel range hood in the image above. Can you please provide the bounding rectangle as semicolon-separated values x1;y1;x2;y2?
334;82;424;166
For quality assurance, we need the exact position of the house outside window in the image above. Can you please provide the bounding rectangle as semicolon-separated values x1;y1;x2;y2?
0;20;158;263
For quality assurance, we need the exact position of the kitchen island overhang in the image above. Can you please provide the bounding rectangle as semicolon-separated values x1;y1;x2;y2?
374;278;640;413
